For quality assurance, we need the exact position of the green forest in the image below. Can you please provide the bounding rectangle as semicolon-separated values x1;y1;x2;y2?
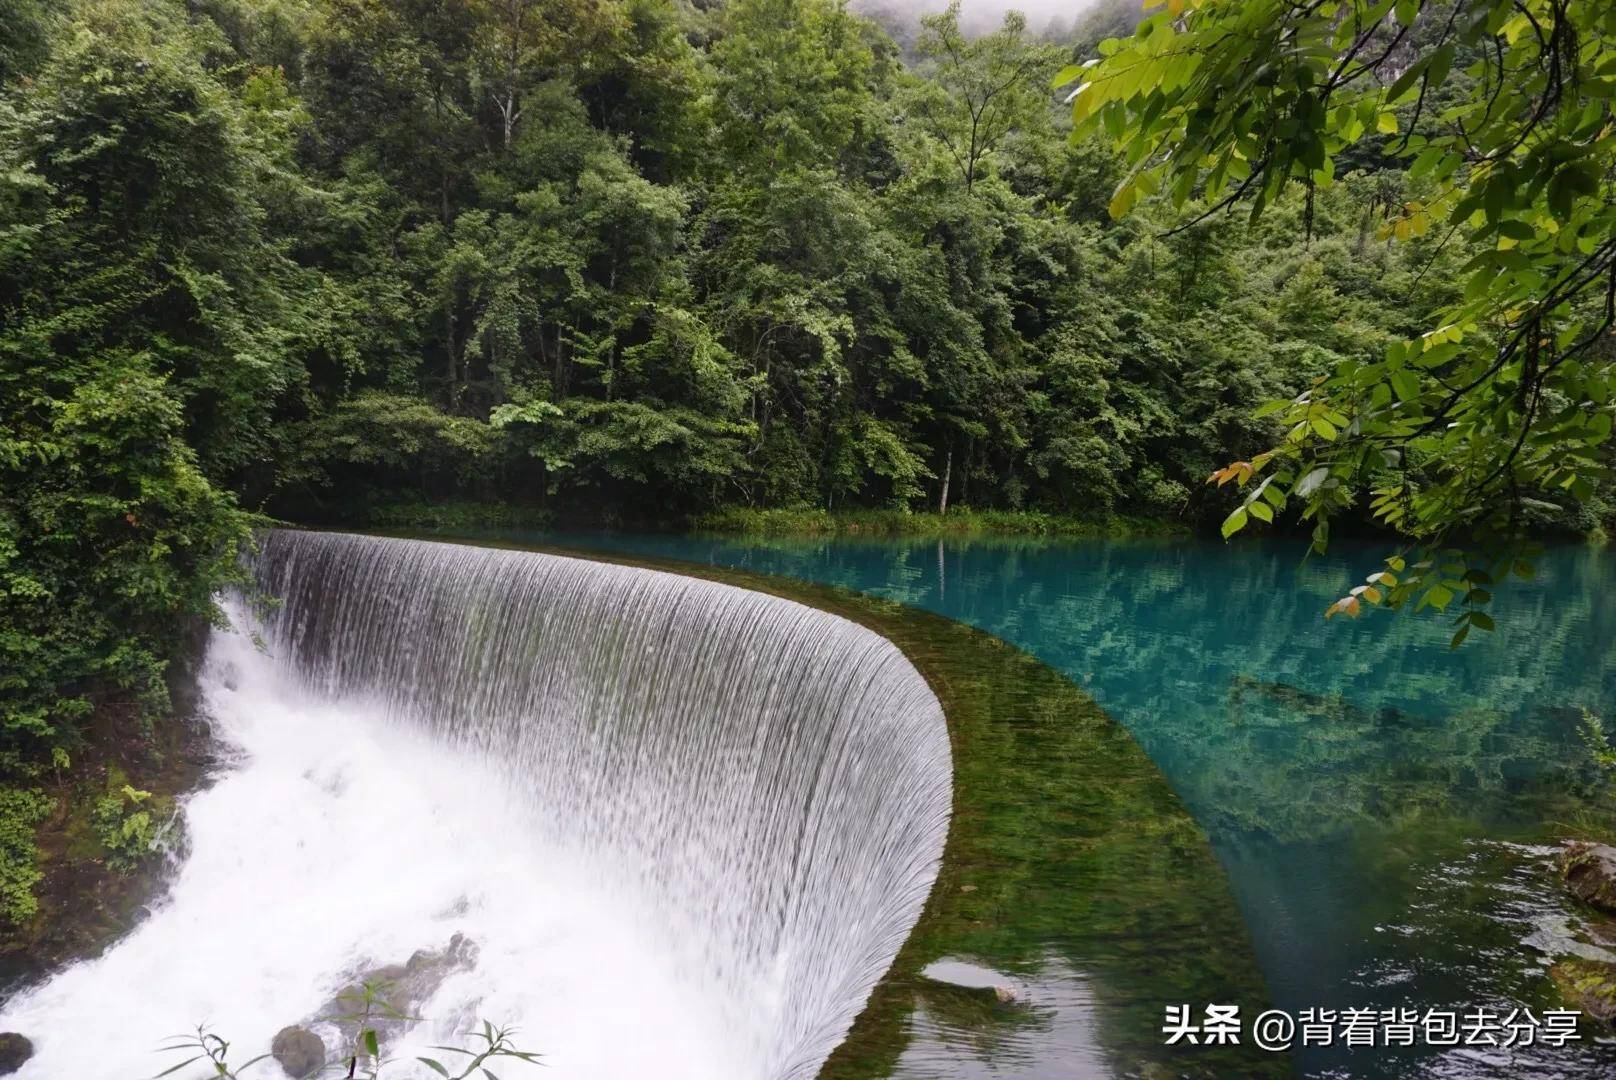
2;0;1613;934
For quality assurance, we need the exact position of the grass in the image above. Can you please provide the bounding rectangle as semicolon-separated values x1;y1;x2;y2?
691;505;1188;539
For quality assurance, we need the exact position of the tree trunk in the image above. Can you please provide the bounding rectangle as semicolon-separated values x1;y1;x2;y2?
938;445;953;515
959;438;972;506
445;303;459;411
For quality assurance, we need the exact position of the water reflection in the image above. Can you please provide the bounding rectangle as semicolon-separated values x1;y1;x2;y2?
896;958;1107;1079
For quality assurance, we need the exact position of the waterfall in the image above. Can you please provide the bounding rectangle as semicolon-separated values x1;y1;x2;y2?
0;530;951;1079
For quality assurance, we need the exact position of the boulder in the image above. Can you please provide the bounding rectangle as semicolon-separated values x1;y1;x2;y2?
270;1025;325;1078
1550;958;1616;1027
1562;842;1616;913
0;1033;33;1076
315;932;480;1050
918;958;1025;1006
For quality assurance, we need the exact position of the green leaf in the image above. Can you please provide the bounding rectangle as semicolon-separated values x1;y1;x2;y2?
418;1059;451;1078
1221;506;1248;539
1426;45;1454;91
1052;64;1085;88
1108;178;1140;219
1385;55;1431;104
1253;399;1289;418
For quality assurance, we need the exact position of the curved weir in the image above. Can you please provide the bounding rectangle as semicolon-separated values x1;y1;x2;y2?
2;530;951;1078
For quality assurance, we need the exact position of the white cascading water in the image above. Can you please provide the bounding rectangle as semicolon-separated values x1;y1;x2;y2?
0;530;951;1079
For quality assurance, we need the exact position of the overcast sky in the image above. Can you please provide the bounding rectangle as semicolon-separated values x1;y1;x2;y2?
853;0;1108;36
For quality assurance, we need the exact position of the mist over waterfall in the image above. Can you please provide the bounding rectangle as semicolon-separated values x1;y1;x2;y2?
1;531;951;1079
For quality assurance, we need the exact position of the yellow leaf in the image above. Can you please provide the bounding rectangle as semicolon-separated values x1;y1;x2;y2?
1325;596;1361;620
1108;180;1139;219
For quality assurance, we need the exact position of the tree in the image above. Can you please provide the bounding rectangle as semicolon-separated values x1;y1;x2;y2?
476;0;625;150
1062;0;1616;641
0;0;52;81
912;2;1061;193
709;0;881;175
0;1;284;922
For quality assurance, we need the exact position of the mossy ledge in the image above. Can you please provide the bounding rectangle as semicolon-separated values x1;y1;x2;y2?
373;530;1281;1078
0;629;215;995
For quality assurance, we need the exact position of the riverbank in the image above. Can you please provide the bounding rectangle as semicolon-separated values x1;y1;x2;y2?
287;496;1189;540
691;506;1187;539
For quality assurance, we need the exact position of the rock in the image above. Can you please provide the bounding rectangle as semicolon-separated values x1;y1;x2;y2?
918;958;1026;1006
1550;958;1616;1027
270;1026;325;1079
1523;914;1616;964
407;930;476;976
0;1033;33;1076
314;932;480;1050
1562;842;1616;913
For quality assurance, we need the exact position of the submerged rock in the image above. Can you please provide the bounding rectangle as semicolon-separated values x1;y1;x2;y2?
1551;958;1616;1026
1561;842;1616;913
310;932;480;1051
919;958;1024;1006
1523;914;1616;965
0;1033;33;1075
270;1026;325;1078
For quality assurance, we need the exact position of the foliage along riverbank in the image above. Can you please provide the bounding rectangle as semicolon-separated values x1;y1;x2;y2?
691;506;1187;539
298;495;1188;540
0;641;213;994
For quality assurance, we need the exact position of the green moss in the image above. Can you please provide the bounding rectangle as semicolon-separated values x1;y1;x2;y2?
1551;958;1616;1025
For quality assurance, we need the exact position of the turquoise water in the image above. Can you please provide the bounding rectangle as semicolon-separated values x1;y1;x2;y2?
494;531;1616;1076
